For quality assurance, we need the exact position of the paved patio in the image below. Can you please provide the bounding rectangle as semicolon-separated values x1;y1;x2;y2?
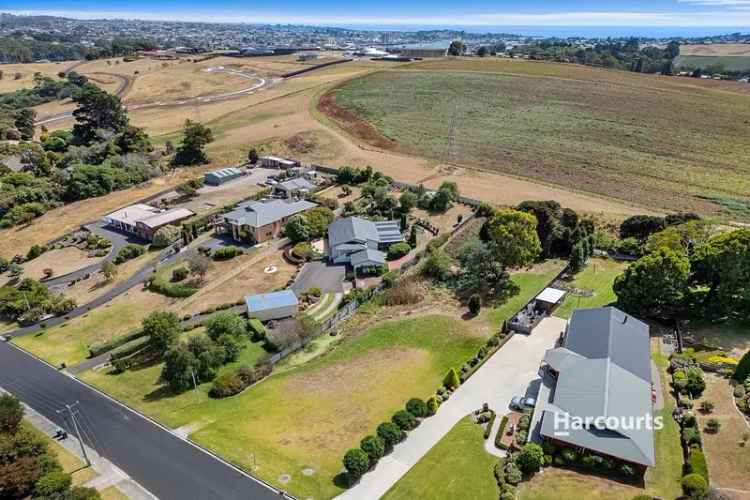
336;316;567;500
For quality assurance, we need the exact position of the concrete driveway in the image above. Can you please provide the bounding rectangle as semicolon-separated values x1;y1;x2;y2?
291;261;346;294
336;316;567;500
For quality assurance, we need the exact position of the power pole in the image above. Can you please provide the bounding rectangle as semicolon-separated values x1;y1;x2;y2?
57;402;91;467
191;369;200;404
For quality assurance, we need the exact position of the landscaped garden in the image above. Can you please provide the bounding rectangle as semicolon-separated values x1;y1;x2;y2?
381;415;499;500
82;313;487;499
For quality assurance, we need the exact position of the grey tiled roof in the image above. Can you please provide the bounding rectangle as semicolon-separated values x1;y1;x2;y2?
328;217;403;248
540;307;655;467
223;199;316;228
350;248;386;267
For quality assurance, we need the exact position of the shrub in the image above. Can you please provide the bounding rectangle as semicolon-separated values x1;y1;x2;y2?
387;242;411;260
360;435;385;465
682;426;701;446
209;371;245;398
687;449;709;484
734;385;746;398
620;464;635;477
561;448;578;464
34;471;72;496
681;473;709;499
377;422;404;448
499;483;516;500
699;401;714;413
26;244;45;260
292;242;313;261
213;245;242;260
152;226;180;248
171;267;189;282
382;281;422;306
392;410;418;431
468;293;481;315
205;311;246;340
495;415;509;449
504;462;522;485
114;244;145;264
443;368;460;389
343;449;370;483
516;443;544;474
405;398;428;418
518;414;531;431
248;318;266;341
426;396;439;416
483;411;497;439
705;418;721;433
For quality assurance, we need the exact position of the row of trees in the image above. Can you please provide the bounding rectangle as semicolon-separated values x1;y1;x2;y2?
614;224;750;319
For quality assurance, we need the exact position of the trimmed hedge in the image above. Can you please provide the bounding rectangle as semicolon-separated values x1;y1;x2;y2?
89;329;145;357
495;415;509;449
687;449;709;485
114;244;145;264
213;245;243;261
248;318;266;340
109;335;150;360
483;411;497;439
148;273;199;298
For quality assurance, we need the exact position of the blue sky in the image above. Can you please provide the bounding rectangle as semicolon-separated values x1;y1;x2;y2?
6;0;750;28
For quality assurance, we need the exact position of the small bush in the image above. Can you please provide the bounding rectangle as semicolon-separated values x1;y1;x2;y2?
426;396;440;416
114;244;145;264
209;371;246;398
682;426;701;446
213;245;242;260
386;242;411;260
504;463;522;485
392;410;418;431
377;422;404;448
292;242;313;261
171;267;189;282
382;280;422;306
405;398;428;418
681;473;709;499
468;293;481;315
705;418;721;433
343;448;370;483
443;368;460;389
360;435;385;465
516;443;544;474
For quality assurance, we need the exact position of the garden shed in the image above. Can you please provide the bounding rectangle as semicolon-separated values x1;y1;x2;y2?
205;167;243;186
245;289;299;322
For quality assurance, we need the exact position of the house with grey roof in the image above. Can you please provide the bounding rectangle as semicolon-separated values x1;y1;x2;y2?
327;216;403;270
222;198;316;244
533;307;655;474
275;177;315;198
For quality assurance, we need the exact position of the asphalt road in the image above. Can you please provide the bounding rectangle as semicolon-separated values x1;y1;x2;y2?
0;342;284;500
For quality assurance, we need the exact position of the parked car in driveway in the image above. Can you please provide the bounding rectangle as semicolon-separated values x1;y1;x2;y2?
510;396;536;410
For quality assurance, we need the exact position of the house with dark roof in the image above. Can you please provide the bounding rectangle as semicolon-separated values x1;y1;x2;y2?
222;198;316;244
275;177;316;197
327;216;403;270
533;307;655;475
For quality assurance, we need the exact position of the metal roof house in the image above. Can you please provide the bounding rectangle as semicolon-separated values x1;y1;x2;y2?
205;167;243;186
246;290;299;321
276;177;315;197
222;198;316;244
534;307;655;474
327;217;403;269
103;204;194;241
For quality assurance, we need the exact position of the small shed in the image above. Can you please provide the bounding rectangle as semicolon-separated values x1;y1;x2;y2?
534;287;567;314
246;289;299;322
205;167;243;186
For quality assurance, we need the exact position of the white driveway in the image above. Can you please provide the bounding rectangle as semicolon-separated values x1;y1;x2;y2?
336;316;567;500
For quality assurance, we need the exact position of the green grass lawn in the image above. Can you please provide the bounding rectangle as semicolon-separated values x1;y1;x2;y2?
382;415;499;500
83;313;485;499
487;259;566;326
554;258;627;319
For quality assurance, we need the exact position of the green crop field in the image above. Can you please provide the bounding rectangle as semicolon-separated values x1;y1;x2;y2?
327;58;750;217
675;55;750;72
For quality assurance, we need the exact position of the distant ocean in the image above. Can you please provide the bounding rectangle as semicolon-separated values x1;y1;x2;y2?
335;25;750;38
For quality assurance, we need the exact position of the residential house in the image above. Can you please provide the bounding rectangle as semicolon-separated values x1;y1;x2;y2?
327;216;403;270
103;204;194;241
275;177;316;198
533;307;655;475
222;198;316;244
245;289;298;321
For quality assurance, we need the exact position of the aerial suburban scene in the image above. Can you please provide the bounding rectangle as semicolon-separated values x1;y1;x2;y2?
0;0;749;499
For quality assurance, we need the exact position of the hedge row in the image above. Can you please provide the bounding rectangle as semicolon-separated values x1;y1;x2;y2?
495;415;509;450
148;274;199;298
209;362;273;398
89;329;145;358
483;411;497;440
342;395;440;485
109;335;150;361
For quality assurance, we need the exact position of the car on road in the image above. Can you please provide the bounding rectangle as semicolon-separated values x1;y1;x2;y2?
0;335;9;342
510;396;536;410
